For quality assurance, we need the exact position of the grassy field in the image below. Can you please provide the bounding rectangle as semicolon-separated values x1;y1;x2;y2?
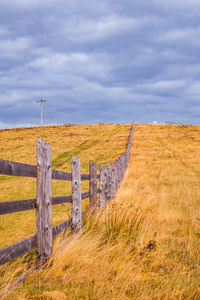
1;124;200;299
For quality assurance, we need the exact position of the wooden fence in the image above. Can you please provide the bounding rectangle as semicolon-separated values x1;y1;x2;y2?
0;124;134;267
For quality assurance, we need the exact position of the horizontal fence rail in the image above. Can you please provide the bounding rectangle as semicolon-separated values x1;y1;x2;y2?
0;123;134;267
0;161;96;182
0;160;37;178
0;198;36;215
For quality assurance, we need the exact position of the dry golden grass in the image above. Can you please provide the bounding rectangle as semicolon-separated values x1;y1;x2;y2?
1;124;200;299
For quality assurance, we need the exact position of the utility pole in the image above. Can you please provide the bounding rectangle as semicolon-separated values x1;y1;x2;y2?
36;98;47;126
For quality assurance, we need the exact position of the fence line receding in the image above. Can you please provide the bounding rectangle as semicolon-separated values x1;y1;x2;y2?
0;124;134;266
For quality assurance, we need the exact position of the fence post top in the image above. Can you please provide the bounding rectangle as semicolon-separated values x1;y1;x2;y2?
71;155;80;163
37;138;51;148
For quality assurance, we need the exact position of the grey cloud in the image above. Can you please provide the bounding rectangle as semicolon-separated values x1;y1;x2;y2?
60;15;142;43
0;37;33;59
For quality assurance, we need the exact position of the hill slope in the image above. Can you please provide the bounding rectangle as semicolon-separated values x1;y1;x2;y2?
1;124;200;299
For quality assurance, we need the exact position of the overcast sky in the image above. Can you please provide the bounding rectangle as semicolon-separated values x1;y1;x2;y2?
0;0;200;128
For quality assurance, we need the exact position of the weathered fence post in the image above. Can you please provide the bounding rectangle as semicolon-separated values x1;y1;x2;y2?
106;165;111;202
99;164;105;208
125;151;128;171
114;160;119;190
71;155;82;232
36;139;52;267
121;155;124;180
118;157;121;184
117;158;120;188
110;162;116;199
89;161;97;211
120;156;123;183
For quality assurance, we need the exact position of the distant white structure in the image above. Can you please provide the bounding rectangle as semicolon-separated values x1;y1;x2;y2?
153;121;158;124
